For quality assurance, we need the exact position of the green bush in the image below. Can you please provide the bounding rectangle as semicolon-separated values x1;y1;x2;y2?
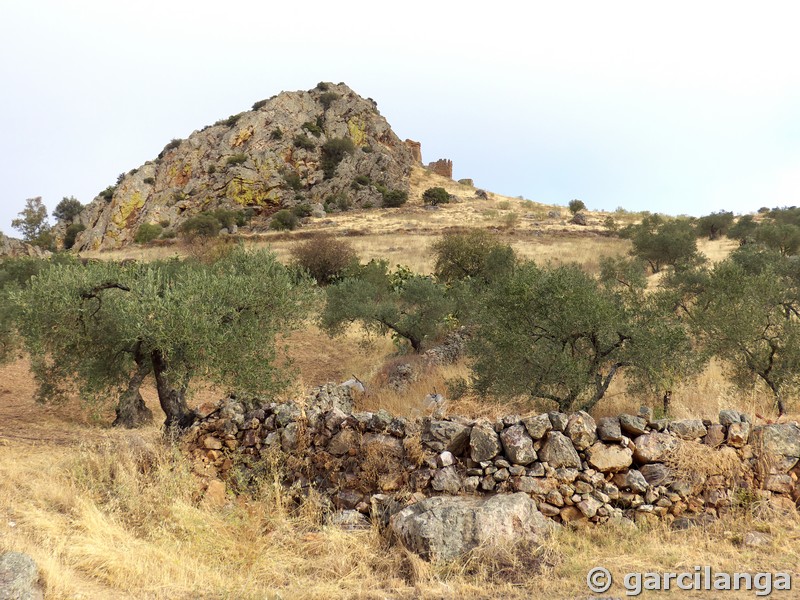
161;229;177;239
217;114;242;128
270;128;283;140
293;134;316;150
302;121;323;137
52;197;84;223
143;177;155;185
180;214;221;239
134;223;162;244
321;138;356;179
63;223;85;250
283;171;302;190
100;186;116;202
225;154;248;167
292;204;312;218
235;208;255;227
432;230;516;285
568;199;586;214
158;138;182;159
382;189;408;208
252;99;268;110
319;92;339;110
423;187;450;206
269;209;299;231
353;175;371;186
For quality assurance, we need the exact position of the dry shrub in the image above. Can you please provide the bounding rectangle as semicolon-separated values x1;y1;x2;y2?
661;439;745;484
290;233;358;284
402;430;425;467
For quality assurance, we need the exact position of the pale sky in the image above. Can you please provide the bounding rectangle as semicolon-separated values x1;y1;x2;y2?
2;1;800;236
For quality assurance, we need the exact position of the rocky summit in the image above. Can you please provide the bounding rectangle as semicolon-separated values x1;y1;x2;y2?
71;83;416;251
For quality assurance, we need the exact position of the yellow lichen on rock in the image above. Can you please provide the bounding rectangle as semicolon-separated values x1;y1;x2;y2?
232;128;254;148
347;117;367;147
111;192;145;229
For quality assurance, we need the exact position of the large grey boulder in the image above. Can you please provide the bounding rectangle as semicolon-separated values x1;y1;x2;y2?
0;552;43;600
423;419;471;454
390;493;555;561
633;432;680;463
586;442;633;473
669;419;707;440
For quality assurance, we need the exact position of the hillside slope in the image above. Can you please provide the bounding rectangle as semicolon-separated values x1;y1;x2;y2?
71;83;415;251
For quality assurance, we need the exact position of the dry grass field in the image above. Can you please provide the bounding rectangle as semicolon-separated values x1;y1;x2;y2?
4;168;800;598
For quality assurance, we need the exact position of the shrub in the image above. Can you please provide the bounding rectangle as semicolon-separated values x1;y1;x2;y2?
143;177;155;185
432;230;516;285
179;214;221;239
158;219;170;228
568;199;586;214
269;209;299;231
210;209;238;230
161;229;176;239
382;189;408;208
290;234;358;284
235;208;255;227
252;99;267;110
293;134;316;150
422;187;451;206
696;211;734;240
63;223;85;250
321;138;356;179
603;216;618;232
207;165;216;175
217;114;242;128
100;186;116;201
225;154;248;167
292;204;312;218
270;128;283;140
354;175;371;186
302;121;323;137
631;217;699;273
316;82;330;91
134;223;162;244
283;171;302;190
158;138;182;159
361;145;373;153
319;91;339;110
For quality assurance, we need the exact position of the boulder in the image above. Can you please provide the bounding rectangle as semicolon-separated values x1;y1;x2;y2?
639;463;672;486
431;467;462;493
704;424;725;448
596;417;623;442
522;413;552;440
499;424;537;465
548;412;569;432
754;423;800;458
539;431;581;469
618;414;648;436
727;422;751;448
718;409;742;426
0;552;43;600
613;469;648;493
423;419;471;455
586;442;633;473
633;432;680;463
668;420;707;440
565;411;597;451
470;420;502;462
390;493;555;561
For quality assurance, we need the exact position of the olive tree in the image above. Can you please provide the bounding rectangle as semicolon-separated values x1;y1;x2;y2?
431;229;516;285
321;260;452;352
13;248;314;428
631;217;700;273
470;260;696;412
695;211;734;241
675;249;800;415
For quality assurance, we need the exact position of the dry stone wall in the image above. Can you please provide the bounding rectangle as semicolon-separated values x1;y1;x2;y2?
182;385;800;527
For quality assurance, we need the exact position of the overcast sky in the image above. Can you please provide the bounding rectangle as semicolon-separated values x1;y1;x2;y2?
2;1;799;235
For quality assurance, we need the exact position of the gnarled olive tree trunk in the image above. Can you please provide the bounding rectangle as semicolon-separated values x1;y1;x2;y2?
151;349;197;429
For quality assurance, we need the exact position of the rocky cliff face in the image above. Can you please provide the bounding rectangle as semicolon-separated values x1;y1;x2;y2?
73;83;415;251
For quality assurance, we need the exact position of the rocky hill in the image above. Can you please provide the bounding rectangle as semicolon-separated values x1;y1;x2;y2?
71;83;416;251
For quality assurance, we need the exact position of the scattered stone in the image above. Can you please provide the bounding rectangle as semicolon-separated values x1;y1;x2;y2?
329;510;370;531
742;531;773;548
548;412;569;432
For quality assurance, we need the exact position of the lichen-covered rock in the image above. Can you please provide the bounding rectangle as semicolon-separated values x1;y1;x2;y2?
727;422;751;448
423;419;471;454
431;467;462;493
565;411;597;451
639;463;672;486
586;442;633;473
499;424;537;465
390;493;555;561
470;420;502;462
0;552;43;600
71;83;416;251
618;414;648;436
597;417;623;442
522;413;552;439
668;419;707;440
754;423;800;458
633;432;680;463
613;470;648;493
539;431;581;468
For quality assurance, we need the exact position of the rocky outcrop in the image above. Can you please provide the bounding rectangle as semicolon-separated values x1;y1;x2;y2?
404;139;422;163
0;234;49;258
72;83;416;251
